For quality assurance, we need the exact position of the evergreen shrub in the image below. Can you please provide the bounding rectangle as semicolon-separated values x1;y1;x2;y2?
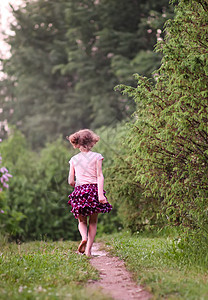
115;0;208;237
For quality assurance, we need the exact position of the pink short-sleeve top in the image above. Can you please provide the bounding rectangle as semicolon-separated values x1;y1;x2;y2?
69;151;104;187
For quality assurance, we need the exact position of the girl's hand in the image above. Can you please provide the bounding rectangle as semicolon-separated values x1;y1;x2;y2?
99;196;107;204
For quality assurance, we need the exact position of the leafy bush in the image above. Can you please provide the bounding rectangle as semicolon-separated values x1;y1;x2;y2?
95;124;161;232
1;129;122;241
1;131;79;241
115;0;208;236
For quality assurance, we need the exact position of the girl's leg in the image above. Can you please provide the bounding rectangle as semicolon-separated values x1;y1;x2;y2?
78;215;88;241
85;213;98;257
77;215;88;253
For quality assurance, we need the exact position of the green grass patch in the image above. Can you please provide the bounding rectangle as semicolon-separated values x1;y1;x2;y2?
0;240;110;300
102;232;208;300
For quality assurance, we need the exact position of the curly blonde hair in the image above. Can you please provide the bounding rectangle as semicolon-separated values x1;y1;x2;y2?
67;129;100;151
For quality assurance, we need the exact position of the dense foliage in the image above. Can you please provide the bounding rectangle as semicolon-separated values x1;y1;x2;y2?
0;0;172;148
0;132;77;240
115;0;208;235
97;124;161;232
1;0;207;249
0;129;121;241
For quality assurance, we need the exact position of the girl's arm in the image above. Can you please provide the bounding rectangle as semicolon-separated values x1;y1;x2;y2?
68;164;75;187
97;159;107;204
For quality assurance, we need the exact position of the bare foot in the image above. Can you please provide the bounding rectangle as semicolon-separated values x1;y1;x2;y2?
78;240;87;253
85;251;91;257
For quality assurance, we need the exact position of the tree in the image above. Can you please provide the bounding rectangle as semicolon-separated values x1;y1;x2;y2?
1;0;89;148
116;0;208;234
1;0;172;148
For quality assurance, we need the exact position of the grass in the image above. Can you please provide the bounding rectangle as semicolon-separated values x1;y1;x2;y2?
0;240;111;300
1;233;207;299
102;231;208;300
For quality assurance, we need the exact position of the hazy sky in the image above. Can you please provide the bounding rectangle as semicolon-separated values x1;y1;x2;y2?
0;0;22;58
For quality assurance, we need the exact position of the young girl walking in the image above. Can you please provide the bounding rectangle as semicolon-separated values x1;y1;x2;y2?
67;129;112;257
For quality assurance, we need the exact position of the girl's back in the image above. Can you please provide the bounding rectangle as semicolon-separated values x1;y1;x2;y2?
70;151;104;187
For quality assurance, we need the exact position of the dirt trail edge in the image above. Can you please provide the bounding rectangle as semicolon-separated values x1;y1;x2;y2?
88;242;152;300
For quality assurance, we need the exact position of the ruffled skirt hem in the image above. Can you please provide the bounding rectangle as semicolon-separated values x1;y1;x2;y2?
68;183;112;219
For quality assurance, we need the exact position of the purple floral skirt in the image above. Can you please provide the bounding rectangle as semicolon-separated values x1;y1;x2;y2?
68;184;112;219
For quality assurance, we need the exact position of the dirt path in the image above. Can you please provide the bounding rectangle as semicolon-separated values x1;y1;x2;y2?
88;243;152;300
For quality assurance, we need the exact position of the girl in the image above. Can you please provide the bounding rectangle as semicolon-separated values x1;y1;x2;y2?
67;129;112;257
